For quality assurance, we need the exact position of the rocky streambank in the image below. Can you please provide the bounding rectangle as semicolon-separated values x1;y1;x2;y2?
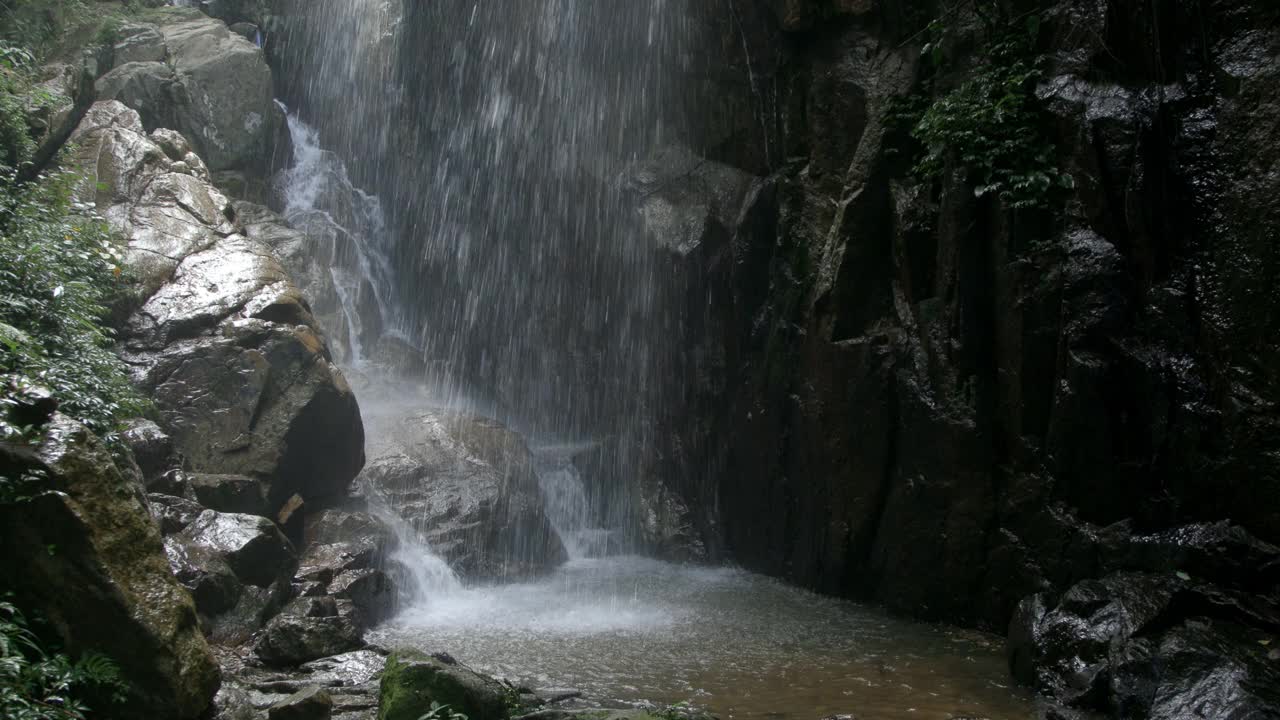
1;6;570;719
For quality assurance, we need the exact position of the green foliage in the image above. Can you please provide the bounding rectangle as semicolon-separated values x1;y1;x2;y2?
417;701;469;720
0;601;128;720
906;2;1073;209
0;59;35;171
0;165;147;441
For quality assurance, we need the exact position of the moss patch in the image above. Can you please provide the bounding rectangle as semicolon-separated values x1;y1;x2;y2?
378;653;509;720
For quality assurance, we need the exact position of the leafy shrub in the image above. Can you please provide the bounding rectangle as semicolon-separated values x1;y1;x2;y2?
907;5;1073;209
0;601;128;720
0;165;146;441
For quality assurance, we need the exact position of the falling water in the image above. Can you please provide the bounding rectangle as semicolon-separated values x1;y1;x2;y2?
277;112;398;365
266;3;1037;717
273;0;706;474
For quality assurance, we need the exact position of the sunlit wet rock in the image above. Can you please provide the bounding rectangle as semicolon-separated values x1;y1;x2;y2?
150;492;208;534
255;615;364;667
95;12;284;174
360;410;567;580
165;534;245;617
180;509;297;588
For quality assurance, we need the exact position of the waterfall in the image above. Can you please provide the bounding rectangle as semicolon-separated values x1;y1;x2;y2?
533;443;618;560
364;481;463;604
271;0;719;568
276;112;400;366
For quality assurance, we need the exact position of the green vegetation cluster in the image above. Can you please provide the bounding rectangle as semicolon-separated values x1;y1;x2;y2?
0;26;145;445
0;602;127;720
900;1;1074;209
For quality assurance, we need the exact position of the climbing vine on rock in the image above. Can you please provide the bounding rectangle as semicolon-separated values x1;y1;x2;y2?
907;2;1074;209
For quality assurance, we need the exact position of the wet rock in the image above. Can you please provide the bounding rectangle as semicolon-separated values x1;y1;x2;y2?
118;417;175;482
1009;571;1280;717
210;580;290;645
0;416;219;718
113;24;169;66
297;508;396;581
164;535;244;617
627;145;758;257
299;650;386;686
283;596;338;619
135;322;365;511
189;473;269;516
180;510;297;588
377;652;509;720
150;493;207;535
71;99;366;516
96;14;281;174
268;686;333;720
255;615;364;667
210;682;262;720
360;410;566;580
71;100;229;301
234;200;378;366
329;569;395;630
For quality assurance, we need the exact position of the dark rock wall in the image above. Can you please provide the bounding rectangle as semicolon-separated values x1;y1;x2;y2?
677;0;1280;631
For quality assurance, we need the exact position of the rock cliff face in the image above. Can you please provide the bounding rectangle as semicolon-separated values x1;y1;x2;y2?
660;0;1280;714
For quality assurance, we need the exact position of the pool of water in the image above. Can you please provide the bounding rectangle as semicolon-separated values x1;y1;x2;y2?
370;556;1036;720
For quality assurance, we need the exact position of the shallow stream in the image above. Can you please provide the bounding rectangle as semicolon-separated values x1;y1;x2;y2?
370;557;1036;720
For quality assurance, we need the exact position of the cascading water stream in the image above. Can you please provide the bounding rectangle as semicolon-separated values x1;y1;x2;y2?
266;2;1038;717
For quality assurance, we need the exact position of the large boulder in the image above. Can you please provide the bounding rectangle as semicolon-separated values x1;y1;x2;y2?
180;509;297;588
95;11;284;175
71;101;365;511
0;416;219;719
378;653;509;720
360;410;566;580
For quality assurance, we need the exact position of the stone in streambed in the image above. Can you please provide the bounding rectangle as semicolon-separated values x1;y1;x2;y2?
269;686;333;720
377;652;509;720
255;615;364;667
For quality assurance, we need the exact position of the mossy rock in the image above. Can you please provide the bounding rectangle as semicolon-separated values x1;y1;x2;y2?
378;651;509;720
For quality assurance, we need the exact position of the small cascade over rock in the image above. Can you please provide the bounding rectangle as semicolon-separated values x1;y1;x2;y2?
276;113;398;367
